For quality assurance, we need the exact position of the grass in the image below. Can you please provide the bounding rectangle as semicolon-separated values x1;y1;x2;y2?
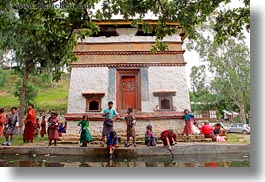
0;134;48;146
226;133;250;144
0;70;69;113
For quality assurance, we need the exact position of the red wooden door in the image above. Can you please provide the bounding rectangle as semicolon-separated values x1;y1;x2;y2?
121;76;136;110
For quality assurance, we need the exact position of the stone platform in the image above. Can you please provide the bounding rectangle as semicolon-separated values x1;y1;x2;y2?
0;143;250;157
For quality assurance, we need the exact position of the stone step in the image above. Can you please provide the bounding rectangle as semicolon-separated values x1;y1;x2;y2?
58;134;210;144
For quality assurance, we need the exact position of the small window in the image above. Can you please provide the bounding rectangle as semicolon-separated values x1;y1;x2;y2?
231;124;237;127
82;92;105;112
194;111;202;118
161;98;171;109
153;91;176;111
209;110;217;118
89;100;99;111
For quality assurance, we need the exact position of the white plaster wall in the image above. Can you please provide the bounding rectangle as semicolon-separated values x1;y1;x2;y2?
67;67;109;113
147;66;191;112
79;34;181;43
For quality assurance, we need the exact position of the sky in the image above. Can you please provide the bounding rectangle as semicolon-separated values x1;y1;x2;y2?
183;0;250;89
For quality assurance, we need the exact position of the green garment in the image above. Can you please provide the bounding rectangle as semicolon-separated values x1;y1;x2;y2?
78;120;93;143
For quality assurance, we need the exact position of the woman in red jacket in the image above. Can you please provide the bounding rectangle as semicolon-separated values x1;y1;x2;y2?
201;121;216;141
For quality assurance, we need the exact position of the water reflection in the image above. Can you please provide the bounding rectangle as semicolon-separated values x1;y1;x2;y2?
0;153;249;167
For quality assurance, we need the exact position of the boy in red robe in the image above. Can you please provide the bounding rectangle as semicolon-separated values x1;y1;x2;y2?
40;115;46;138
0;108;5;138
23;104;36;143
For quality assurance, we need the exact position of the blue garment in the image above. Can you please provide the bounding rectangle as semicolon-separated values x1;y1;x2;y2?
58;123;66;133
107;134;118;147
184;113;195;121
103;108;118;119
214;129;220;135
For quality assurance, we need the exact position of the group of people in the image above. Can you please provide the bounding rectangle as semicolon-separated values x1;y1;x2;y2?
0;107;19;146
0;104;67;146
1;102;227;156
23;105;67;146
77;101;179;156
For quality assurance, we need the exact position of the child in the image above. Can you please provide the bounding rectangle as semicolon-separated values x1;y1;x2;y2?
101;112;113;147
107;131;118;158
145;124;157;147
40;115;46;138
101;101;118;147
33;118;40;138
78;115;93;147
183;109;195;137
160;129;177;152
2;108;18;146
48;111;59;146
58;120;66;137
124;107;136;147
0;108;5;138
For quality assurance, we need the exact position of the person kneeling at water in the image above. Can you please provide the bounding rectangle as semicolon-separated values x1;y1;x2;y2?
107;131;118;158
160;129;177;152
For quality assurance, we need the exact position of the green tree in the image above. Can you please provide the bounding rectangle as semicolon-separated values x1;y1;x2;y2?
13;78;38;107
187;17;250;123
0;67;8;87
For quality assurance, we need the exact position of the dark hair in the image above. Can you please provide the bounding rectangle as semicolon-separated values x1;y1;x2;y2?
184;109;189;113
82;115;88;120
108;101;113;105
29;104;34;108
216;123;222;127
51;111;58;116
0;108;4;113
146;124;152;132
110;131;116;138
128;107;133;113
11;107;17;110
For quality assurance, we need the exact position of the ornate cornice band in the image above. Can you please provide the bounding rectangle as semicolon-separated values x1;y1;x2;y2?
71;63;186;68
73;51;185;56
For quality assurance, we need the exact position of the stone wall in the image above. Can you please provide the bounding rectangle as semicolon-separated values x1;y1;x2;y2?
68;66;190;114
66;119;185;137
147;66;191;112
67;67;110;113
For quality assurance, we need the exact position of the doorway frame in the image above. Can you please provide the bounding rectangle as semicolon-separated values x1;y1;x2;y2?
116;69;141;112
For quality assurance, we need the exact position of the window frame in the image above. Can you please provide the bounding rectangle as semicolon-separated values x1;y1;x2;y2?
153;91;176;111
82;92;105;112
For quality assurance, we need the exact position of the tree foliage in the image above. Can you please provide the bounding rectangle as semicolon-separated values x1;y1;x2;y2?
13;78;38;106
0;67;8;87
187;16;250;123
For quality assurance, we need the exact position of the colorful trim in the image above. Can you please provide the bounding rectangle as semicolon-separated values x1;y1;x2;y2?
73;50;185;55
71;63;186;68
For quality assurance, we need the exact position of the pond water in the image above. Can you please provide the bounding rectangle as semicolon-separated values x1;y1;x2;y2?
0;153;249;167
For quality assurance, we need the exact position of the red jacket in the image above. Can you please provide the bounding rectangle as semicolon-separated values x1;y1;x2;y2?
201;124;213;135
160;130;177;141
24;108;36;124
0;113;5;125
